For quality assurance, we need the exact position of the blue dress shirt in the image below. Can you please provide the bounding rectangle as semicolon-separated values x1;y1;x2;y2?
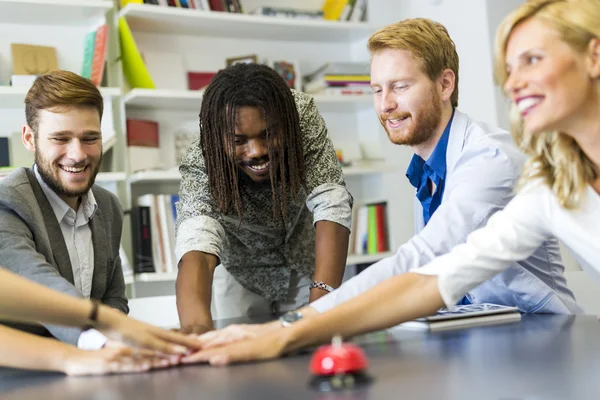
406;109;455;225
405;110;470;305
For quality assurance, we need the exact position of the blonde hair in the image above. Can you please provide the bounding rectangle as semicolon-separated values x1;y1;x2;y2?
368;18;460;108
494;0;600;209
25;70;103;134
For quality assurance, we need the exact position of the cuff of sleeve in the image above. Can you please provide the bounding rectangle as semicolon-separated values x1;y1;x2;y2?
309;291;336;313
175;216;225;264
306;183;353;230
77;329;108;350
412;268;457;309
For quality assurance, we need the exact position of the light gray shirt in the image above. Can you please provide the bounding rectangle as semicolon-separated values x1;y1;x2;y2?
34;165;97;298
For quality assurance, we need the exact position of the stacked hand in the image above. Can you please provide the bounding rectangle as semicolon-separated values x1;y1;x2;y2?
95;306;204;356
60;305;209;376
62;346;170;376
181;321;284;365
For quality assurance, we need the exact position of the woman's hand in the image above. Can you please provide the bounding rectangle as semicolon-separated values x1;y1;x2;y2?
193;321;281;350
95;306;203;356
181;330;290;366
61;347;164;376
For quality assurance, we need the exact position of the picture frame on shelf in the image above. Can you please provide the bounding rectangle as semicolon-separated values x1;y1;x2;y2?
225;54;258;67
269;59;302;91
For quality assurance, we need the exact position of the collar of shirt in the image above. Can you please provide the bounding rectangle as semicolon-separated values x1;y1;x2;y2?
406;108;456;191
34;164;98;225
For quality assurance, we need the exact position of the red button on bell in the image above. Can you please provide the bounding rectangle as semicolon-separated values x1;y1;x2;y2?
308;336;373;391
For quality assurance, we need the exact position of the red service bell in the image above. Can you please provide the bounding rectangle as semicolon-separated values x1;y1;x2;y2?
308;335;373;392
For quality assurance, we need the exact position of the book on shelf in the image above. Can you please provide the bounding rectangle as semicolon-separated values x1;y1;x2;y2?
11;43;58;77
349;201;389;256
321;0;347;20
126;118;164;172
126;119;159;147
136;194;179;273
349;0;367;22
398;303;522;332
90;24;109;87
188;71;217;90
249;7;324;20
304;62;370;94
130;206;156;273
119;17;155;89
321;0;367;22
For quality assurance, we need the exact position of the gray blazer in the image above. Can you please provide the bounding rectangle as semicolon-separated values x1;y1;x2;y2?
0;167;128;345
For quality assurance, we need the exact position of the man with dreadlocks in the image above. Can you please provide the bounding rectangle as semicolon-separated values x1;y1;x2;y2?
174;63;353;333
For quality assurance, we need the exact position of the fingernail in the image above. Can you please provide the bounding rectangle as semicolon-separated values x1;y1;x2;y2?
211;355;226;365
174;345;187;353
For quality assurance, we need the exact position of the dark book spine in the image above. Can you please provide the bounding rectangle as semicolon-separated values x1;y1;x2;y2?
131;206;155;273
208;0;225;11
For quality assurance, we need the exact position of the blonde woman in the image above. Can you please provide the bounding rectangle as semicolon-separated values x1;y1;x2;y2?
0;268;202;375
181;0;600;365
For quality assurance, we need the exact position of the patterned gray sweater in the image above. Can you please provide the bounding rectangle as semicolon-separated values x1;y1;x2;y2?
175;91;352;301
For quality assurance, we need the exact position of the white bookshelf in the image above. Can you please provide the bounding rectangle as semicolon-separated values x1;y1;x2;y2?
311;93;373;112
118;3;371;42
123;88;372;113
126;251;393;285
347;251;393;265
0;86;121;109
123;89;203;110
129;169;181;184
0;0;113;26
128;160;393;184
96;171;127;182
342;160;394;176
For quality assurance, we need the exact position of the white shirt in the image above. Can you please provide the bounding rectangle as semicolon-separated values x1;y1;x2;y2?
35;165;97;297
35;165;106;349
416;181;600;308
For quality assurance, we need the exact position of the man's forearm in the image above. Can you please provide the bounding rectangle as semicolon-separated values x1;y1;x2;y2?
176;251;217;329
311;221;350;302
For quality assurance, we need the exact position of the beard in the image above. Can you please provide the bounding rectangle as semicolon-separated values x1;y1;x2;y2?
35;147;102;199
380;88;443;147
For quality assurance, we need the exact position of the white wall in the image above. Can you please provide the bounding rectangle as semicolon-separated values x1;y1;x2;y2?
485;0;524;131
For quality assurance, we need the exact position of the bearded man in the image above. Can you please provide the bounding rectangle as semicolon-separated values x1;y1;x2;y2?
0;70;129;347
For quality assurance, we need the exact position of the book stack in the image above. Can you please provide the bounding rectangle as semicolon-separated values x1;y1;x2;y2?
126;0;242;12
349;201;389;256
304;62;370;95
133;194;180;274
249;7;324;20
81;24;109;87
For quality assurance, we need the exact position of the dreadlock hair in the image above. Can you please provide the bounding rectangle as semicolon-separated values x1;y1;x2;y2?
199;62;306;221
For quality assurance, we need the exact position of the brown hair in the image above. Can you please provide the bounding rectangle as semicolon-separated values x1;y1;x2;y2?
368;18;460;107
25;70;103;133
494;0;599;209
